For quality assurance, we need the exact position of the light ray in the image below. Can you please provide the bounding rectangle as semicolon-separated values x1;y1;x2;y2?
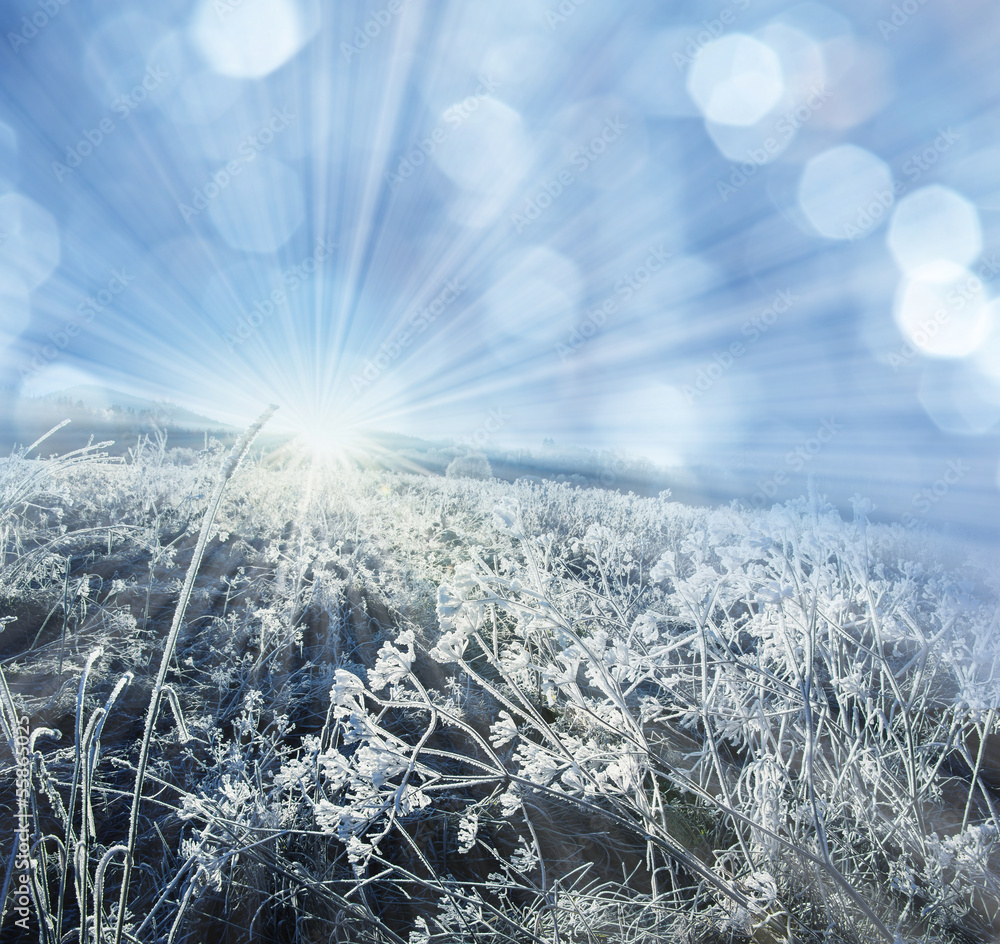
1;1;1000;540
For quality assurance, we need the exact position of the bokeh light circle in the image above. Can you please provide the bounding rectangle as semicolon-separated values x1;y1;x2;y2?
894;263;992;359
798;145;894;240
888;185;982;276
687;35;784;127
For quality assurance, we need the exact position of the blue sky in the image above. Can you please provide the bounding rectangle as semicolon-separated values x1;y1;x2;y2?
2;0;1000;538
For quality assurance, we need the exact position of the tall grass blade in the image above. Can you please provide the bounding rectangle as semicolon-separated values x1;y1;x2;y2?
112;405;277;944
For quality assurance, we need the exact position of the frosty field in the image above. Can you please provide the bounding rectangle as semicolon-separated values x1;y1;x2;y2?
2;429;1000;944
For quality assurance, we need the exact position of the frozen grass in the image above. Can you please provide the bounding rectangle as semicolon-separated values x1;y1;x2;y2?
0;435;998;943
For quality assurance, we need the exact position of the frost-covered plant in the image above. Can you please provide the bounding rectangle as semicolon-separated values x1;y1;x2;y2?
446;452;493;481
4;440;1000;944
277;493;1000;942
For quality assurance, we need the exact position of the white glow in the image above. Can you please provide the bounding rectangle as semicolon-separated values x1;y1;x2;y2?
297;427;343;464
687;35;784;127
704;119;786;164
701;23;825;165
591;379;746;468
918;364;1000;436
798;145;893;240
593;382;689;467
888;185;982;275
894;263;992;359
432;98;532;196
20;363;105;399
288;413;368;469
191;0;309;79
0;193;60;291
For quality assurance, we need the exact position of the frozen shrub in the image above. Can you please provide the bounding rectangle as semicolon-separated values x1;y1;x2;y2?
445;451;493;480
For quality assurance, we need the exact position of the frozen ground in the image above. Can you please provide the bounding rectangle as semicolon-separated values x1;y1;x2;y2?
2;432;1000;943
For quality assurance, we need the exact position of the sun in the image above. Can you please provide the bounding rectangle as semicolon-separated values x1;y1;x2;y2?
263;398;373;471
282;408;375;470
301;430;339;461
296;425;348;466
